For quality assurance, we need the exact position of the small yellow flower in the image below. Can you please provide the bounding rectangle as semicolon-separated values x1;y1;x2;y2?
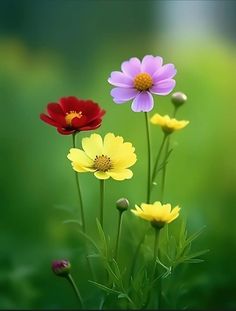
131;201;180;228
67;133;137;180
150;113;189;134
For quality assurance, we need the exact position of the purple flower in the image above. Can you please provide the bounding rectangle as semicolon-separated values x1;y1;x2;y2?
108;55;177;112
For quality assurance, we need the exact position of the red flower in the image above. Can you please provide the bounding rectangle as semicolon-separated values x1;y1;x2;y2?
40;96;106;135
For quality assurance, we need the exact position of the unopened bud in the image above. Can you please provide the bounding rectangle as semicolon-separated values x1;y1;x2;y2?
116;198;129;212
171;92;187;107
51;259;71;277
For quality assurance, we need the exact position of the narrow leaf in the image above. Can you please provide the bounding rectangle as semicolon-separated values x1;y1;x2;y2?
89;280;120;295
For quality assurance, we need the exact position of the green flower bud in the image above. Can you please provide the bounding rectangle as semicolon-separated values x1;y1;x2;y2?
171;92;187;107
116;198;129;212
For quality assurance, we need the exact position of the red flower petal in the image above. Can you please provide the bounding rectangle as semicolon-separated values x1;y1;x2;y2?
59;96;81;113
40;113;61;127
57;127;76;135
79;100;100;118
80;118;103;131
47;103;67;127
71;115;88;128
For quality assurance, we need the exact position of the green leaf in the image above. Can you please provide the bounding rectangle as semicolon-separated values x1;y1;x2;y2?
118;293;128;299
54;204;76;214
77;229;100;253
96;218;108;257
184;258;204;264
88;280;120;295
184;226;206;247
63;219;82;226
184;249;210;261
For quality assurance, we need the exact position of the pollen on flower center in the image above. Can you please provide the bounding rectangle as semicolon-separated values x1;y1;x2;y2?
94;155;112;172
134;73;153;91
65;111;83;126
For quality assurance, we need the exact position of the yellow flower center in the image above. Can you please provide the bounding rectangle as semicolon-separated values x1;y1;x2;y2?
134;72;153;91
94;155;112;172
65;111;83;126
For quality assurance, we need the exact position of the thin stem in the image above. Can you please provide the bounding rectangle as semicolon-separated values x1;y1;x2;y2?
114;211;123;261
72;134;95;280
72;133;86;233
142;228;161;309
129;226;149;284
100;180;105;229
160;106;179;202
153;228;160;262
173;106;179;118
154;229;162;309
160;136;170;202
151;133;167;186
145;112;151;203
67;274;84;308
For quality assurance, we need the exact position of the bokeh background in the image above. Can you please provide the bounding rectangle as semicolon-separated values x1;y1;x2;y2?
0;0;236;309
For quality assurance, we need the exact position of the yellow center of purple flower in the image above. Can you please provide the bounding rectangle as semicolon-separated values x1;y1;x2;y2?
134;73;153;91
65;111;82;126
94;155;112;172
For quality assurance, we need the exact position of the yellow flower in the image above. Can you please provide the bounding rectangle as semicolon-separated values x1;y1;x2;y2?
131;201;180;228
150;113;189;134
67;133;137;180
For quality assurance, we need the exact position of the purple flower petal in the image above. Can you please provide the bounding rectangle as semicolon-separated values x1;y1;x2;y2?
121;57;141;78
151;79;176;95
131;91;154;112
111;87;138;103
108;71;133;88
153;64;177;83
141;55;163;76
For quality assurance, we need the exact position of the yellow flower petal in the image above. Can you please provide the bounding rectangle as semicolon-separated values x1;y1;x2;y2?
132;201;180;226
151;113;189;133
94;171;110;180
67;148;94;167
71;162;88;173
131;207;154;221
112;143;137;169
107;168;133;180
82;134;104;159
103;133;124;157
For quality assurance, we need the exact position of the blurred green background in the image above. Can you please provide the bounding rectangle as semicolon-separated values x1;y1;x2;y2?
0;0;236;309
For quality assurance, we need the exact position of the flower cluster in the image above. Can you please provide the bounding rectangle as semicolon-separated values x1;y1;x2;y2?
39;55;204;310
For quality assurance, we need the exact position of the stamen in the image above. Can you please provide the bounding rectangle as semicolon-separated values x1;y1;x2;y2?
94;154;112;172
134;73;153;91
65;111;83;126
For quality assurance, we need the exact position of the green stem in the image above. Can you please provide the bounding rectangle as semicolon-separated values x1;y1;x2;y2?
153;229;162;309
154;229;162;309
114;211;123;261
160;106;179;202
67;274;84;308
72;133;86;233
142;228;161;309
151;134;167;186
160;136;170;202
153;228;160;262
145;112;151;203
129;226;149;284
173;106;179;118
72;134;95;280
100;180;105;229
